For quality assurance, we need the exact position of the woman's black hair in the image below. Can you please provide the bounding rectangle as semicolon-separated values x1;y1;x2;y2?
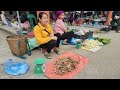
38;12;48;19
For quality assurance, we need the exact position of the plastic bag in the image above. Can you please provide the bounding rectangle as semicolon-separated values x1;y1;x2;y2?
70;38;77;45
2;59;29;76
93;22;99;27
75;29;85;35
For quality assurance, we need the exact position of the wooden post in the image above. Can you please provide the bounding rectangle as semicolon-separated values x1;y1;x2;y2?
36;11;50;24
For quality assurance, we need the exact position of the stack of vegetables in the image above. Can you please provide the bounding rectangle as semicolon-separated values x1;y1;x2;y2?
82;39;103;49
96;37;111;45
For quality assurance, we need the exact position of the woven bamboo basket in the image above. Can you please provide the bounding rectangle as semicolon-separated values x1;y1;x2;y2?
6;35;27;56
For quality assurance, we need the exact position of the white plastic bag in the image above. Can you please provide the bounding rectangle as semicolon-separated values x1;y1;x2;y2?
75;28;85;35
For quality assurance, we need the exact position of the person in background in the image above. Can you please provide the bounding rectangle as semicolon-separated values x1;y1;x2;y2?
110;11;120;32
20;11;28;23
34;12;60;59
0;11;12;27
103;11;115;32
8;11;17;22
69;13;74;25
0;11;8;25
54;11;93;44
26;11;37;31
54;11;75;45
104;11;113;26
74;12;81;25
